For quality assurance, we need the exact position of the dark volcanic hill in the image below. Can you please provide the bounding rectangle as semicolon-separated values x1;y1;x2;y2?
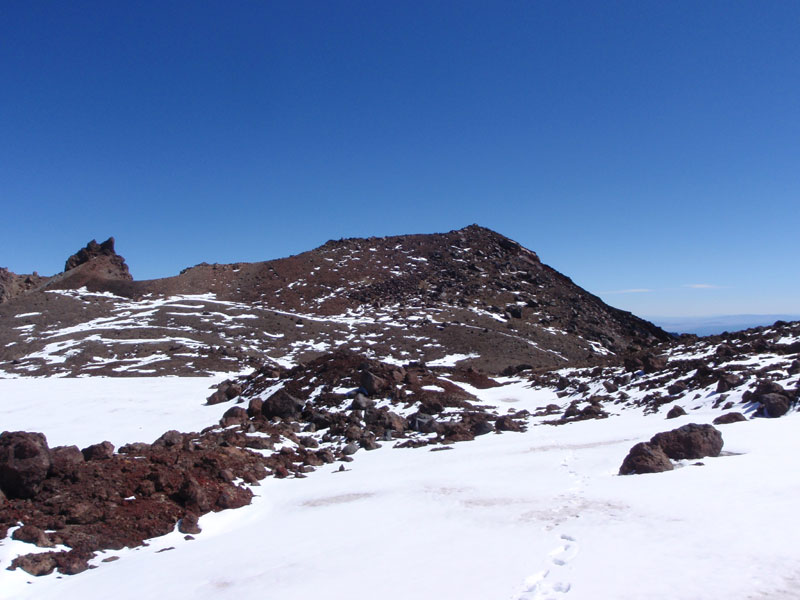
0;226;670;376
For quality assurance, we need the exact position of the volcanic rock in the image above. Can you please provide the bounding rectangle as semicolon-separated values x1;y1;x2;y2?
49;445;84;478
650;424;723;460
716;372;743;393
619;442;674;475
262;389;304;420
12;524;54;548
0;431;52;499
666;405;687;419
81;441;114;461
667;381;688;396
642;355;668;373
64;237;131;277
713;412;747;425
758;393;791;418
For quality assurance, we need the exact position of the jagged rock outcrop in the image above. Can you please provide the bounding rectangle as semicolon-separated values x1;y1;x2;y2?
62;237;132;280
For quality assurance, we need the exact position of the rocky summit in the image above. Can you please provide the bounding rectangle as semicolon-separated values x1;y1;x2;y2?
0;225;669;377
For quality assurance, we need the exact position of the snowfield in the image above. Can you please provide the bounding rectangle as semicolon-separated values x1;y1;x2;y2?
1;376;799;599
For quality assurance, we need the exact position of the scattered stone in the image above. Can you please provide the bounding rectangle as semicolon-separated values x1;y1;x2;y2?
178;513;202;535
666;405;686;419
619;442;674;475
716;373;743;393
713;412;747;425
603;380;619;393
667;381;688;396
342;442;359;456
758;393;791;418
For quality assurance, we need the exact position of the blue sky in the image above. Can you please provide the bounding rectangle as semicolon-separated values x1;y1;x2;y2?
1;1;798;317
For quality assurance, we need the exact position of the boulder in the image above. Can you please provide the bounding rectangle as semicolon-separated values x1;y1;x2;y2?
154;430;184;447
360;370;389;397
754;380;788;396
667;381;688;396
495;415;523;432
619;442;674;475
206;389;229;405
0;431;52;499
247;397;264;418
220;406;248;427
472;420;495;436
650;424;723;460
642;354;668;373
342;442;359;456
506;305;523;319
716;373;743;393
262;389;304;420
350;393;374;410
12;525;54;548
603;380;619;393
666;405;686;419
758;393;791;418
407;412;440;434
225;383;243;400
713;412;747;425
623;357;644;373
178;476;211;512
10;553;57;576
81;441;114;461
715;343;736;358
49;445;84;478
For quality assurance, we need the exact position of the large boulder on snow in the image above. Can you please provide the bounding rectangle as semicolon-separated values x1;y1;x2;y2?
620;423;724;475
666;405;687;419
650;423;723;460
713;412;747;425
758;393;791;418
0;431;52;498
619;442;674;475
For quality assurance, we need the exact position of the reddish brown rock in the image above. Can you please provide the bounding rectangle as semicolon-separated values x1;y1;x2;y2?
713;412;747;425
12;525;54;548
619;442;674;475
81;441;114;461
178;512;202;535
49;445;84;478
262;388;304;420
0;431;52;499
666;405;687;419
758;393;791;418
650;424;723;460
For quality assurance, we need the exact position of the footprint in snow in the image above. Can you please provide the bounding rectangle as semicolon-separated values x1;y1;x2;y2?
512;534;577;600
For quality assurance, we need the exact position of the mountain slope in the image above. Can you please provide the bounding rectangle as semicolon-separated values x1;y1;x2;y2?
0;226;669;377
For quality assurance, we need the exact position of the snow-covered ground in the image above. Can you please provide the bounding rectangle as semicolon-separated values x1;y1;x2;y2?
0;376;233;449
1;376;799;599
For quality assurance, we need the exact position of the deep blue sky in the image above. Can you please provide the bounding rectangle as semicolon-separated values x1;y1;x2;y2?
2;1;798;317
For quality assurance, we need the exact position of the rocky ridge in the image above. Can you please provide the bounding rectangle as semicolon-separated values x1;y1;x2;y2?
0;226;669;377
